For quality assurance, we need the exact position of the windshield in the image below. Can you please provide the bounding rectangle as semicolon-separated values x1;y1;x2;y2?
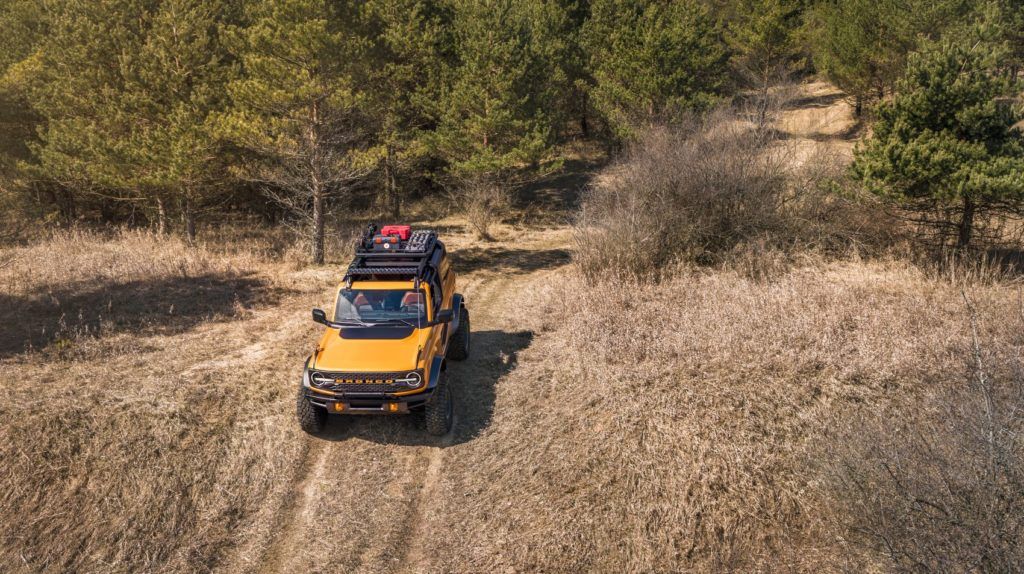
334;288;428;325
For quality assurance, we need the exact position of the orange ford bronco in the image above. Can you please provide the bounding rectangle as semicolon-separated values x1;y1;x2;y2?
297;224;470;436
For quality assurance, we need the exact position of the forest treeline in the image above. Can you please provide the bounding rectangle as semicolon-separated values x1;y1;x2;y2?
0;0;1021;261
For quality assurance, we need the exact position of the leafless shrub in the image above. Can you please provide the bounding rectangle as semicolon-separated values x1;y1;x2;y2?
817;294;1024;573
451;173;513;240
575;108;892;280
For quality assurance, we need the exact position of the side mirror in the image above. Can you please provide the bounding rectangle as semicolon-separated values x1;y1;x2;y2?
312;308;328;325
435;309;454;324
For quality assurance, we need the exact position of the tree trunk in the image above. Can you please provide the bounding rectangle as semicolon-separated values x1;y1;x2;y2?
385;144;400;220
757;79;770;130
156;196;168;235
182;196;197;245
854;96;863;118
957;196;975;250
311;186;325;265
57;188;77;225
579;90;589;138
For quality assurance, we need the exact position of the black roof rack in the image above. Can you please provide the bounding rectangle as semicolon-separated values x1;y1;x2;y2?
344;224;444;286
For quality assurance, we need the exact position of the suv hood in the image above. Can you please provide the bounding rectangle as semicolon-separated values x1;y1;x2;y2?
312;327;429;372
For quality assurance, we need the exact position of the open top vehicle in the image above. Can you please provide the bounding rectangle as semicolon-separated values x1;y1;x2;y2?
297;224;470;436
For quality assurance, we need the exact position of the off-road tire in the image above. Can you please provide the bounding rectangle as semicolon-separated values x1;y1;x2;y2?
296;387;327;434
424;372;454;436
446;307;470;361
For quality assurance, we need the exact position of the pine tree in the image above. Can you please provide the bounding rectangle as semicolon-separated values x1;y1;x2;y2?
125;0;235;241
726;0;802;125
433;0;566;177
991;0;1024;73
582;0;728;140
0;0;46;207
362;0;451;219
11;0;235;235
807;0;974;116
852;38;1024;249
430;0;571;238
223;0;370;264
16;0;150;224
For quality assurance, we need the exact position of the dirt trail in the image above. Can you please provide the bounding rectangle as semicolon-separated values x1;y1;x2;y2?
222;225;572;574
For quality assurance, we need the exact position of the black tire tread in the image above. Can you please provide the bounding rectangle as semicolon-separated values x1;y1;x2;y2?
296;387;327;434
424;373;453;436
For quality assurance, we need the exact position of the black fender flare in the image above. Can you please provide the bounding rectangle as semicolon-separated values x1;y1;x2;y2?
426;354;446;390
301;355;313;388
450;293;466;333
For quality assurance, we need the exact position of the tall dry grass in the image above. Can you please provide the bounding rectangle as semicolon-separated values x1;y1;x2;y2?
430;260;1024;572
815;293;1024;572
0;228;247;296
0;228;316;573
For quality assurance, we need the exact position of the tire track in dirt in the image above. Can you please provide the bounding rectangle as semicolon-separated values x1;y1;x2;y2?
384;435;451;573
389;268;536;574
347;272;506;574
255;438;331;574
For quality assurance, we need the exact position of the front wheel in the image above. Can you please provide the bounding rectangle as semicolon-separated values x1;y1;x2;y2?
423;372;454;436
296;387;327;434
446;307;470;361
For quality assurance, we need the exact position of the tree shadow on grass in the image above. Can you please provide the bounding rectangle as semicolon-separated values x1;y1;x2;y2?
516;158;602;223
781;90;847;111
317;330;534;447
983;248;1024;278
451;246;572;275
0;273;284;358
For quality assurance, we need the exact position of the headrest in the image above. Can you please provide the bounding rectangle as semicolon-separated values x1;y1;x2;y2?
401;292;424;306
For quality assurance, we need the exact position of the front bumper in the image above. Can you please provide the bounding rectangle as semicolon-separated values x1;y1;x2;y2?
302;385;434;414
300;362;441;415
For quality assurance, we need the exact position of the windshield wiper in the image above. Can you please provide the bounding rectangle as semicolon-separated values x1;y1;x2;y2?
334;318;374;327
375;318;422;328
335;318;420;328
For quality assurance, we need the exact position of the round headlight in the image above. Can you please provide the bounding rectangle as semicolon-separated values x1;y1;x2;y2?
400;371;422;388
309;371;326;387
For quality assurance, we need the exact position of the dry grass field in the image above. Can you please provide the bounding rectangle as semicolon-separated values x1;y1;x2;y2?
423;260;1023;572
2;85;1021;573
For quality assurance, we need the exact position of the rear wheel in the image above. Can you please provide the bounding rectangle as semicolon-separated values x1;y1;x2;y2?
424;372;454;436
296;387;327;434
446;307;470;361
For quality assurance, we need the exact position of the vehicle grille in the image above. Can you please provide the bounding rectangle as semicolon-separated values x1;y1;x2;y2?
309;371;419;394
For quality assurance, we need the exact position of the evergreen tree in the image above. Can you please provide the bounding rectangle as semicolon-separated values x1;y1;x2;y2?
0;0;46;205
582;0;728;140
223;0;370;264
430;0;572;238
125;0;235;240
10;0;234;234
807;0;973;116
726;0;802;124
362;0;451;218
433;0;567;177
852;38;1024;249
990;0;1024;73
15;0;150;223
